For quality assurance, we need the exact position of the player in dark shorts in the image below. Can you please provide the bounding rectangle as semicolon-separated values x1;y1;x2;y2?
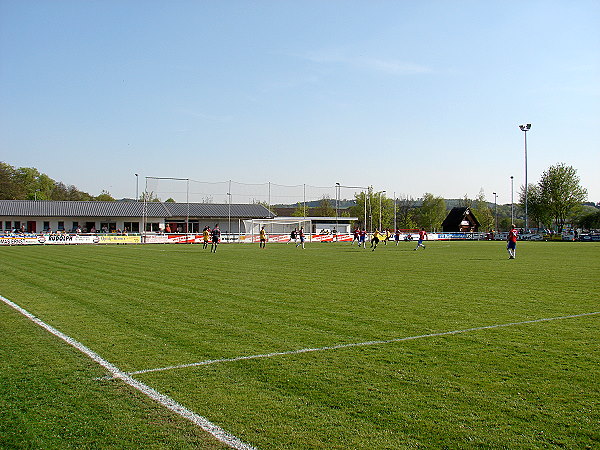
351;228;360;245
507;224;518;259
211;224;221;253
296;227;306;249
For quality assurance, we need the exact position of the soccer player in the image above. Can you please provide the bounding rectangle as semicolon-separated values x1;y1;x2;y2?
359;228;367;248
259;226;267;249
287;228;297;244
351;227;360;245
414;228;427;250
370;229;382;251
507;224;518;259
394;228;401;246
202;226;210;249
210;224;221;253
383;229;391;245
296;227;305;249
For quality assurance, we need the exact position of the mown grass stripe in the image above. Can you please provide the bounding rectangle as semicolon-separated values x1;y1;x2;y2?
127;311;600;376
0;293;256;450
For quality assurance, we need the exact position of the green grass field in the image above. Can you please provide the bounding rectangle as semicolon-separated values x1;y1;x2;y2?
1;241;599;449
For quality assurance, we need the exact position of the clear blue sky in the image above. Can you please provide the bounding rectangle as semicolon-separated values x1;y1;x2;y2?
1;1;599;204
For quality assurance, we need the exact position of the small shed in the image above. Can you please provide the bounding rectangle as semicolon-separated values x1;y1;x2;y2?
442;207;480;232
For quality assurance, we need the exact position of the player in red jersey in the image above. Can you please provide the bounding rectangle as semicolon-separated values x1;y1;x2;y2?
359;228;367;248
507;224;518;259
414;228;427;250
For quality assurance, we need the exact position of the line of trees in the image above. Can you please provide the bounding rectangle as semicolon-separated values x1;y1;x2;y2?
0;162;115;201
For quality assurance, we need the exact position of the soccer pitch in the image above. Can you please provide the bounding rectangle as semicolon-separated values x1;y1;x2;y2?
1;241;599;448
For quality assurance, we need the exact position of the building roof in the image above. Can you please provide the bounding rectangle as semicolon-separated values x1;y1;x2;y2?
441;207;481;227
0;200;274;219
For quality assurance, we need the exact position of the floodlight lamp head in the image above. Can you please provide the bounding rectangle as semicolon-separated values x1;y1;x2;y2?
519;124;531;131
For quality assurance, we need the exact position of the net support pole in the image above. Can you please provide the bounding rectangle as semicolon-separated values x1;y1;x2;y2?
186;178;190;237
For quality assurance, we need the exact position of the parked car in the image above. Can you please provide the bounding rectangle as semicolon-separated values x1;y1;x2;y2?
527;234;543;241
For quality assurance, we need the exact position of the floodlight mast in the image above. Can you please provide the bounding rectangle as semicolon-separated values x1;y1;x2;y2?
335;183;340;238
510;176;514;225
519;124;531;231
493;192;498;232
337;184;369;230
378;191;386;231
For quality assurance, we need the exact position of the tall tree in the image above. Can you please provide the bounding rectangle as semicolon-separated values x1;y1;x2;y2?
395;195;418;229
458;194;472;208
292;202;308;217
521;163;587;231
349;189;372;229
539;163;587;231
578;210;600;230
95;191;116;201
0;162;19;199
0;161;100;200
313;196;335;217
417;193;447;231
471;189;494;231
520;183;552;229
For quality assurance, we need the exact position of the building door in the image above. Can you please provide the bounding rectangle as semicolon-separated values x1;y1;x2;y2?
27;221;36;233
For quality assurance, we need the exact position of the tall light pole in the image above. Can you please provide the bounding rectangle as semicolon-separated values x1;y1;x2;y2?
378;191;386;231
227;188;232;241
510;175;514;226
393;191;397;231
135;173;139;201
519;124;531;230
493;192;498;232
337;184;368;230
335;182;340;237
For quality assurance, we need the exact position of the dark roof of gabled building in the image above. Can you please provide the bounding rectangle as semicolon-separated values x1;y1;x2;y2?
441;207;480;228
0;200;274;219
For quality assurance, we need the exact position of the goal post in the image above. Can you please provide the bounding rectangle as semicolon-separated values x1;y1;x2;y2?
242;218;311;243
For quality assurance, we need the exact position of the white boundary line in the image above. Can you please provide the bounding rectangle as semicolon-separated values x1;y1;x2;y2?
0;294;256;450
127;311;600;377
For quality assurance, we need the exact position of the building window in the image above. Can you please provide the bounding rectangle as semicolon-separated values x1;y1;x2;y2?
14;221;20;231
145;222;160;232
100;222;116;233
72;221;79;232
58;221;65;231
43;221;50;231
4;221;10;231
124;222;140;232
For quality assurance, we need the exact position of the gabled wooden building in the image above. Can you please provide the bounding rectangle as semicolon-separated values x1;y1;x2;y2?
442;207;480;232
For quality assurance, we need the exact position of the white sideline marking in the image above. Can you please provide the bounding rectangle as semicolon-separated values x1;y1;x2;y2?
129;311;600;377
0;294;255;450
